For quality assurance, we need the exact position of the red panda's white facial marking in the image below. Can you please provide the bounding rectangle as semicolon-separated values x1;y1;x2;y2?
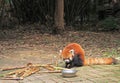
69;49;75;57
60;49;75;63
64;59;71;63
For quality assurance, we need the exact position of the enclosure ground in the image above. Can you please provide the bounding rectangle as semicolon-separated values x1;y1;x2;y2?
0;29;120;83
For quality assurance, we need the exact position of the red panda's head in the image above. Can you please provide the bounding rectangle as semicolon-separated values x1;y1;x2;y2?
60;49;75;63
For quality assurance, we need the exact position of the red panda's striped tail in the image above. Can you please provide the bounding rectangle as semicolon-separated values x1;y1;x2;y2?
83;57;117;66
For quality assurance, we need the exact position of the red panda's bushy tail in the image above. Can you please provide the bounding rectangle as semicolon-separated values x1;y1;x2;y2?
83;57;117;66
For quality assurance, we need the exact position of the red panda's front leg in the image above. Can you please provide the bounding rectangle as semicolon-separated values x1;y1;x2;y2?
65;61;74;68
64;58;74;68
65;55;83;68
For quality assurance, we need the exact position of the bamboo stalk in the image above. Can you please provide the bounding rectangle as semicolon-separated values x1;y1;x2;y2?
1;64;45;71
1;66;26;71
1;77;23;80
2;63;65;80
43;65;55;71
4;66;40;79
20;67;40;78
38;70;61;73
5;68;25;76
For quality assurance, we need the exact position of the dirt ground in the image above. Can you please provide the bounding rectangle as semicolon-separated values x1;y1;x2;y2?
0;28;120;83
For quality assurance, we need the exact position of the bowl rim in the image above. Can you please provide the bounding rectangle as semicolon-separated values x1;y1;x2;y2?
62;69;77;73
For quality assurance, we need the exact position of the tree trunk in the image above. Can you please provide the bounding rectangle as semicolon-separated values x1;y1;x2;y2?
54;0;64;34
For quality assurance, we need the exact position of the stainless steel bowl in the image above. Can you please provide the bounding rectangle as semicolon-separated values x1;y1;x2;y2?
61;69;77;77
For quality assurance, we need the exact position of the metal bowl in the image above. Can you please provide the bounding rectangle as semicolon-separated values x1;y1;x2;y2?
61;69;77;77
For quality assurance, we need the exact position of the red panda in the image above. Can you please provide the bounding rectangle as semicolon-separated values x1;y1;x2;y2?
60;43;117;68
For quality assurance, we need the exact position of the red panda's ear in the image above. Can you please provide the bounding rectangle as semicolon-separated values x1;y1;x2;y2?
59;50;62;55
69;49;75;56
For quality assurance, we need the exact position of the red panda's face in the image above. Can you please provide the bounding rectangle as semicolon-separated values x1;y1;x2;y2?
60;49;75;63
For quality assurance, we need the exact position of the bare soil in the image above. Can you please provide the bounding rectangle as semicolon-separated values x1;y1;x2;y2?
0;27;120;83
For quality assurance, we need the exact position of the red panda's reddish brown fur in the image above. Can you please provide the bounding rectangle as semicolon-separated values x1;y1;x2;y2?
60;43;116;67
84;57;116;66
61;43;85;63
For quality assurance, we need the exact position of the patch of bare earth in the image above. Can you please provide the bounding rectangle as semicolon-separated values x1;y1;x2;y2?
0;29;120;65
0;28;120;83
